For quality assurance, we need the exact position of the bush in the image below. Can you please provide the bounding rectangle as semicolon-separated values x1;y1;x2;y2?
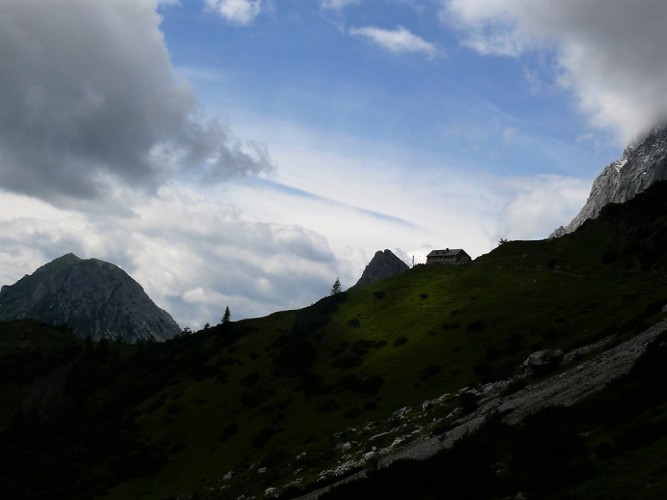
317;399;339;412
330;355;362;369
351;339;386;355
420;364;441;380
338;374;385;396
218;423;239;442
241;388;269;408
166;404;183;415
344;407;362;419
251;428;276;449
239;372;260;387
466;320;487;332
273;340;317;377
393;336;408;348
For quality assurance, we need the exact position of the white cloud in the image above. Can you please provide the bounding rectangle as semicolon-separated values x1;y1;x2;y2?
441;0;667;145
0;114;592;330
495;175;590;241
0;183;341;330
321;0;360;10
349;25;439;58
204;0;261;25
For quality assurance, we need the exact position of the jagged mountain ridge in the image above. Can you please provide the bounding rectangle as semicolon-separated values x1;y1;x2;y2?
0;253;180;342
352;249;409;288
553;125;667;236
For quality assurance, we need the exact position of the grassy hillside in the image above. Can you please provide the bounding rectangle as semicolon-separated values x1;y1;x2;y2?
3;182;667;499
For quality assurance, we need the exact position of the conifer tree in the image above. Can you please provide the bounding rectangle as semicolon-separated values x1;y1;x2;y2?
221;306;231;325
330;277;342;295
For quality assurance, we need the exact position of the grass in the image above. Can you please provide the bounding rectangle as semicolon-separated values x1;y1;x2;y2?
104;255;666;498
4;182;667;498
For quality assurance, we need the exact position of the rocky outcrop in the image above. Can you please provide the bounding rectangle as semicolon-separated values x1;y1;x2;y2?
293;319;667;499
522;348;563;377
0;253;180;342
352;249;409;289
552;126;667;237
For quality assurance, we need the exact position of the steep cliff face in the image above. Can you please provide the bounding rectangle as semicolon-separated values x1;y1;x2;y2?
553;126;667;236
0;254;180;342
352;249;409;289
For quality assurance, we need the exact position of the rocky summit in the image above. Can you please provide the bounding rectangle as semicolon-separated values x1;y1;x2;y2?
0;253;180;342
352;249;409;288
552;125;667;236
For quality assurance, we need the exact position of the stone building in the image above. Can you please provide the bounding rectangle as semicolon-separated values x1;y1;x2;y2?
426;248;471;265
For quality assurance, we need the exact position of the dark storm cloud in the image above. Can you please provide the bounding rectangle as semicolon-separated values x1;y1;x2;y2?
0;0;272;204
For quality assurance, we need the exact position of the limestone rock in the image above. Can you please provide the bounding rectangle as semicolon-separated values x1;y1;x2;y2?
552;126;667;237
0;253;180;342
523;349;564;377
352;249;409;289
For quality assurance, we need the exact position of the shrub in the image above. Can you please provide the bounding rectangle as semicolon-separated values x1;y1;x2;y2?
458;391;480;413
273;339;317;377
239;372;260;387
338;374;384;396
251;428;276;449
351;339;386;355
393;336;408;348
331;355;363;369
344;407;362;419
241;388;269;408
420;364;441;380
166;404;183;415
317;399;339;412
466;320;487;332
261;448;288;468
347;318;361;328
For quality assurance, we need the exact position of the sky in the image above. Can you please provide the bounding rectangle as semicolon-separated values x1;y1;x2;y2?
2;0;667;330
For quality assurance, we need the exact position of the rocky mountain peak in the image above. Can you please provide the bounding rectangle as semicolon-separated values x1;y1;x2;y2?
352;249;409;289
552;125;667;237
0;254;180;342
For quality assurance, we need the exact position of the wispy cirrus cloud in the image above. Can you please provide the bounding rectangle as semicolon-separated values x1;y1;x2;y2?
204;0;262;25
349;25;439;58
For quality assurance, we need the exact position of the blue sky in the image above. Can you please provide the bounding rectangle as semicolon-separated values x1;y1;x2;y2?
162;1;614;178
2;0;667;329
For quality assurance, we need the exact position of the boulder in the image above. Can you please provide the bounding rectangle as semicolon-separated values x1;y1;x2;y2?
523;349;563;377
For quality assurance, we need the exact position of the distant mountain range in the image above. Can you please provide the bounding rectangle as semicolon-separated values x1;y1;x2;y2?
553;125;667;236
0;253;180;342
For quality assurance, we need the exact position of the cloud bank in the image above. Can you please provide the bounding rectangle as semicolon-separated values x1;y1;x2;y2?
0;183;341;330
441;0;667;145
0;0;272;207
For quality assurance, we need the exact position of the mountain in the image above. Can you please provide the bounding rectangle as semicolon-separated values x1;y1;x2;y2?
352;249;409;288
0;253;180;342
4;185;667;499
552;125;667;236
